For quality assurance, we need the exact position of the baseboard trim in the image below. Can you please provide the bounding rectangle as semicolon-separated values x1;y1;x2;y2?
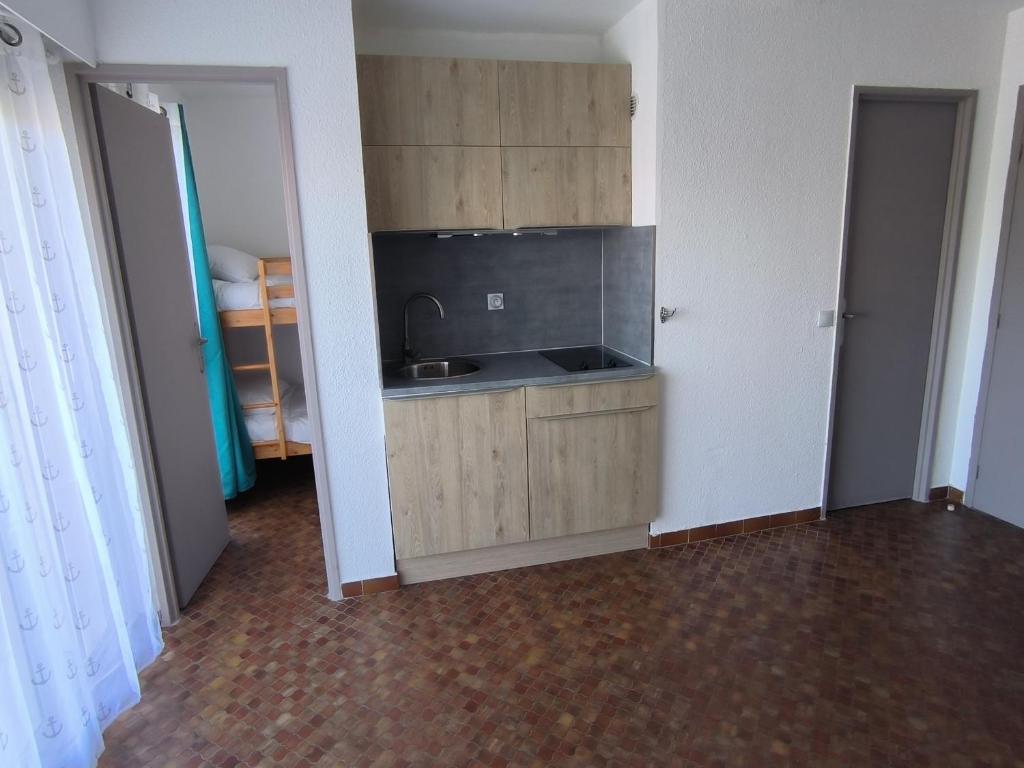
649;506;822;549
341;574;400;598
928;485;965;503
397;525;650;585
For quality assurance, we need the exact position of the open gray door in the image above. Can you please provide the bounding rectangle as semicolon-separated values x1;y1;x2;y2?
973;145;1024;527
90;84;228;607
829;99;958;511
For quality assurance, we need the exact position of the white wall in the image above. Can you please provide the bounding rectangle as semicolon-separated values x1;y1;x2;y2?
0;0;95;64
951;7;1024;490
81;0;1024;587
89;0;395;586
602;0;658;226
181;89;290;258
355;26;605;63
652;0;1019;535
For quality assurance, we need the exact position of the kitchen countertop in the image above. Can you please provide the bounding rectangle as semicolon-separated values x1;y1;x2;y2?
381;349;655;399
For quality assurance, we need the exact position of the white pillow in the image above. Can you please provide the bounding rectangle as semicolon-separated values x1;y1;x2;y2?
235;373;291;406
208;244;259;283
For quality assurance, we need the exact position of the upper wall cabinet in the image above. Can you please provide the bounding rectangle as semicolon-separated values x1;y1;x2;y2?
498;61;631;147
501;147;631;228
355;55;632;231
357;55;499;146
363;145;503;231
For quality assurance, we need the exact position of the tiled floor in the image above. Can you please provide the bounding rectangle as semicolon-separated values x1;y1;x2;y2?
100;464;1024;767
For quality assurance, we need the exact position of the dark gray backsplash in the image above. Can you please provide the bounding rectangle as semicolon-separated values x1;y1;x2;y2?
603;226;655;364
372;227;654;362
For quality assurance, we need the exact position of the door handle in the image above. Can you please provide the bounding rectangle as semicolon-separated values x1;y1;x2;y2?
196;337;207;374
842;312;858;319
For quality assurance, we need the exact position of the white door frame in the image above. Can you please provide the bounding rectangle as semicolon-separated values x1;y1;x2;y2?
965;86;1024;508
820;86;977;514
63;64;344;622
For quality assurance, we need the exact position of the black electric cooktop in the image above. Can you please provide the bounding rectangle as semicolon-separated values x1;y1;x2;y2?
539;346;634;373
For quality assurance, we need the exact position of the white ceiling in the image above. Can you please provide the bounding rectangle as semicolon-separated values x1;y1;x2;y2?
352;0;645;36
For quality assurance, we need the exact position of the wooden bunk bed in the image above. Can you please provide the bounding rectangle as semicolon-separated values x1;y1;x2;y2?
218;257;312;460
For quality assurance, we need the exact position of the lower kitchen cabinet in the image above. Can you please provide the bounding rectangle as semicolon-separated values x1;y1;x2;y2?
526;377;659;539
383;375;659;571
383;388;529;558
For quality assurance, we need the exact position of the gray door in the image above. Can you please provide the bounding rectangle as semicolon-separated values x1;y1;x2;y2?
91;85;229;606
829;98;958;511
973;143;1024;526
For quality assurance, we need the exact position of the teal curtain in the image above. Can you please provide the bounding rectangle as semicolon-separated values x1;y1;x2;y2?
178;105;256;498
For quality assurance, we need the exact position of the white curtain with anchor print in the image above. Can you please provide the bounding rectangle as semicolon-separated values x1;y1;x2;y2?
0;24;163;768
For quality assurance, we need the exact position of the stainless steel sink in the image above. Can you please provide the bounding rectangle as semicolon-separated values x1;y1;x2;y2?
397;358;480;379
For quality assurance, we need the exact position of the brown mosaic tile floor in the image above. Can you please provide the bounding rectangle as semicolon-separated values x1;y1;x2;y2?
99;463;1024;767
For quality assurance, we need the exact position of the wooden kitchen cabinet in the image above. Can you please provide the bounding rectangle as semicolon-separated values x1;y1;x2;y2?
498;61;631;147
383;388;529;559
501;146;631;228
356;55;632;231
362;145;503;231
526;377;659;540
357;55;500;146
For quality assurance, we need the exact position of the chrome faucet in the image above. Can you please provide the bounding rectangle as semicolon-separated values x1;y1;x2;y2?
403;293;445;363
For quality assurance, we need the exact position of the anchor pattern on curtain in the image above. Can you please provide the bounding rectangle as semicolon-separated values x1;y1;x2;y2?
0;25;162;768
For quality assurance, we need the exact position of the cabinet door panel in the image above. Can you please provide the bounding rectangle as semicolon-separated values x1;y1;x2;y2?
528;405;658;540
357;55;499;146
501;147;631;228
363;146;503;231
498;61;631;147
384;389;529;558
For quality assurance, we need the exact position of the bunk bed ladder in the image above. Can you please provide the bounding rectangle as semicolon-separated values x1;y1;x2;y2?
223;258;301;461
230;259;287;459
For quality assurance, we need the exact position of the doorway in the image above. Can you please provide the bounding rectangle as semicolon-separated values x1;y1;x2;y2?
824;88;976;512
968;87;1024;526
65;65;341;622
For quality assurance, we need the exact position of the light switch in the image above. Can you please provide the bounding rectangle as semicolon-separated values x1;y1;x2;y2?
817;310;835;328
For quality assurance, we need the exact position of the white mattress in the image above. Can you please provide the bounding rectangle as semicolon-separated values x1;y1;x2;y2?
214;275;295;311
244;386;311;445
